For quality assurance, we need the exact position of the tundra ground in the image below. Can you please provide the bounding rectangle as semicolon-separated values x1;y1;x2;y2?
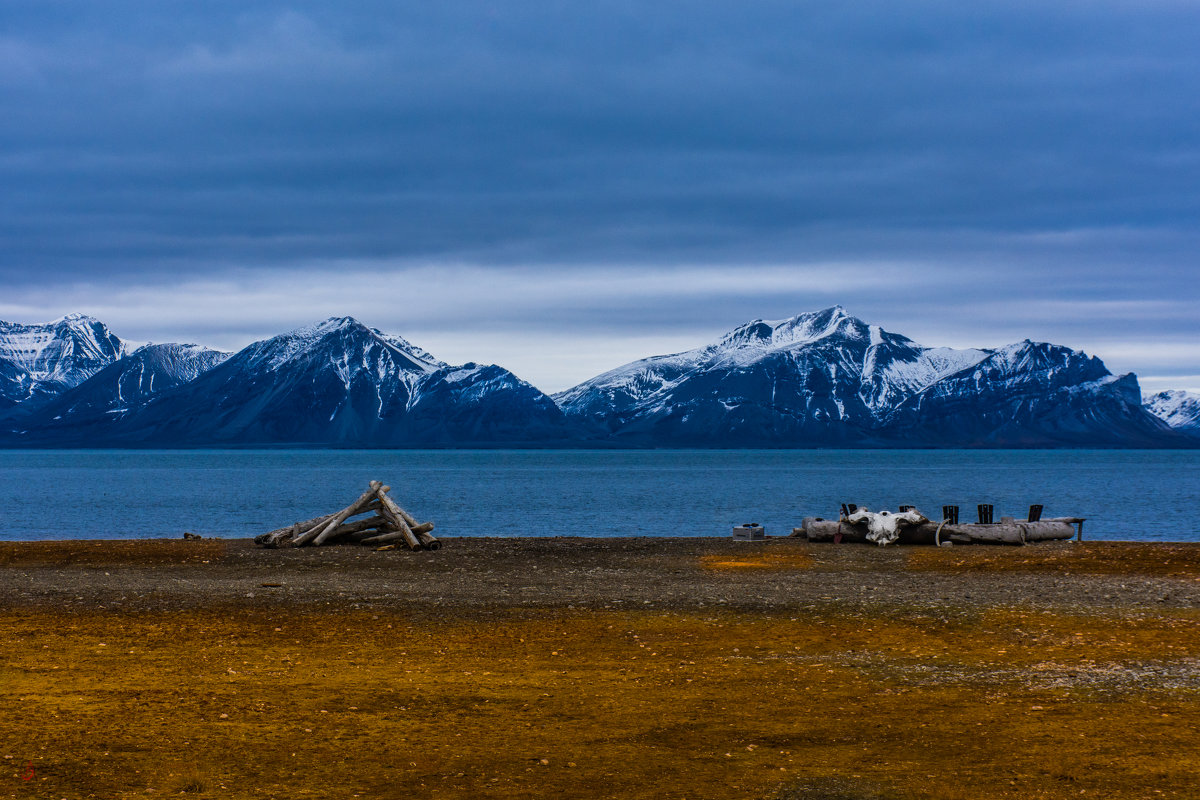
2;537;1198;799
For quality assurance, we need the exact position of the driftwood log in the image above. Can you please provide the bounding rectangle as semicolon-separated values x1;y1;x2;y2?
370;481;421;550
254;482;438;550
255;501;383;547
303;487;380;547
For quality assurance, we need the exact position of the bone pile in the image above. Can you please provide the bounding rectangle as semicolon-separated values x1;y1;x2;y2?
254;480;438;550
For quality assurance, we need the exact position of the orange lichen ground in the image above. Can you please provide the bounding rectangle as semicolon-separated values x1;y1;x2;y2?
3;603;1199;799
699;553;814;570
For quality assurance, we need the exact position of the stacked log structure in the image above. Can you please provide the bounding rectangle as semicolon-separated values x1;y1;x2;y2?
255;481;438;550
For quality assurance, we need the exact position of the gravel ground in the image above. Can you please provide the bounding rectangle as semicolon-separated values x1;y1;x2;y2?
3;536;1199;614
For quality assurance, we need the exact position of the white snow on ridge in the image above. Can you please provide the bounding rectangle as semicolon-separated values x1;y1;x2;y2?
433;364;520;404
552;354;692;406
0;314;125;388
1145;389;1200;430
881;346;990;391
130;343;230;380
715;306;865;359
555;306;994;414
251;317;446;373
441;364;488;383
558;308;872;403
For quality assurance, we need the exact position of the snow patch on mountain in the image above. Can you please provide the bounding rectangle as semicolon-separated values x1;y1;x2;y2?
247;317;445;374
114;343;229;403
1145;390;1200;434
0;314;126;407
0;315;124;377
13;342;231;427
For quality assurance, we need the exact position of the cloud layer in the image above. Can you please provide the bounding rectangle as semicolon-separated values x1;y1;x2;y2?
2;1;1197;390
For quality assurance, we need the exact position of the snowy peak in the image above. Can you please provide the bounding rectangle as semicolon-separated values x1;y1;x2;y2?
0;314;126;407
283;316;377;343
0;314;125;375
127;343;231;383
52;312;98;324
240;316;446;376
557;307;950;409
717;306;871;351
1145;390;1200;434
986;340;1101;374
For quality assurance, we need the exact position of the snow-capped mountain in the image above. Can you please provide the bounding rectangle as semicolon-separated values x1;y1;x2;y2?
16;343;231;436
554;306;1180;447
11;317;573;446
1145;390;1200;437
882;340;1167;446
0;314;126;409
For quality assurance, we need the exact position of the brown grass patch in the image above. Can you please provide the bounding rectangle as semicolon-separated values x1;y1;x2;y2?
907;541;1200;577
0;538;226;567
2;605;1198;799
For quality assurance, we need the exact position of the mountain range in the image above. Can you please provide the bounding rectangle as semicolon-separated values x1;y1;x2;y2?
1;317;572;446
0;308;1194;448
553;306;1180;447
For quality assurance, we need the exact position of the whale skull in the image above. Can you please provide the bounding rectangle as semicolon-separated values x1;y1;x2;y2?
846;507;928;546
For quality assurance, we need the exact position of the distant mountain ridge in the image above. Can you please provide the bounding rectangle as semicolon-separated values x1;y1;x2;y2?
7;316;573;446
553;306;1181;447
0;308;1192;448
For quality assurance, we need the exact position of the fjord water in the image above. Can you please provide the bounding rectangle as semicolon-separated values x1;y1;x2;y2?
0;449;1197;542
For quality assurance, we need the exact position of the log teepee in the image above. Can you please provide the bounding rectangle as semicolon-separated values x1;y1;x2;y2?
254;480;438;550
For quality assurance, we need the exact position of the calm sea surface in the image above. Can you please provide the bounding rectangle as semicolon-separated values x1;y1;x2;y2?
0;449;1196;542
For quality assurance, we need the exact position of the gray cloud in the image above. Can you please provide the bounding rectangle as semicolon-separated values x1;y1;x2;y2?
1;0;1198;388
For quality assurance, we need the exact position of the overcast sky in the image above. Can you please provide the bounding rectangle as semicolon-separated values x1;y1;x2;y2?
1;0;1197;392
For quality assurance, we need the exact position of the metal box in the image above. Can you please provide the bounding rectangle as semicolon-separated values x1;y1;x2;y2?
732;524;766;540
